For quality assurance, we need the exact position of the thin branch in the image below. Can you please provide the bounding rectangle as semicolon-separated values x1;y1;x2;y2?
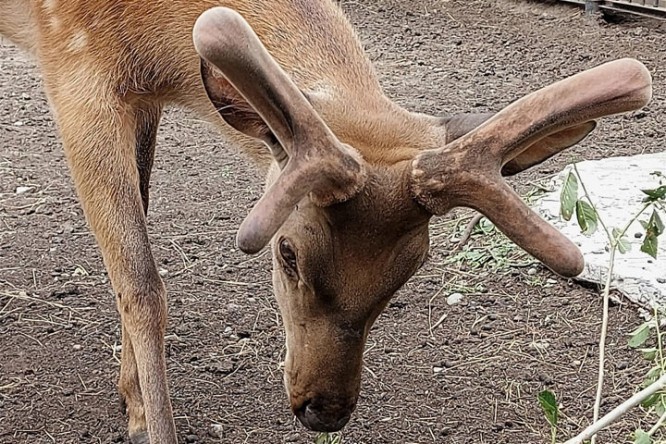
451;213;484;254
563;374;666;444
572;168;653;444
648;408;666;436
590;244;615;444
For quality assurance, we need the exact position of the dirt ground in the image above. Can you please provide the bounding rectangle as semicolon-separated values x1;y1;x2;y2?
1;1;665;443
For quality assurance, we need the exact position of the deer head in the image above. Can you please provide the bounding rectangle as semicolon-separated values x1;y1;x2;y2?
193;7;652;432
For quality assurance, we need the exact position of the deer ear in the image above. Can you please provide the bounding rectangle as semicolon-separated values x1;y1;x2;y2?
439;113;596;176
440;113;495;143
501;121;596;176
200;60;277;145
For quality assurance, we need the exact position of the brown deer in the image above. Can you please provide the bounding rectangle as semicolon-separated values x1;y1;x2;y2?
0;0;652;442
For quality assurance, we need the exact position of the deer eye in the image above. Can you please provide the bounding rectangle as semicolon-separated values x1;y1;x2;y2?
278;238;298;278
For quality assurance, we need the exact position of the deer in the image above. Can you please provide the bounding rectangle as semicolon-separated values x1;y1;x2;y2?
0;0;653;442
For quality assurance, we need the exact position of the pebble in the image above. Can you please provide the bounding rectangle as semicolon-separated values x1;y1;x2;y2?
208;424;224;438
158;268;168;277
527;267;537;276
446;292;464;305
73;344;82;351
284;432;300;442
185;434;198;443
13;121;24;126
16;186;32;194
433;366;444;373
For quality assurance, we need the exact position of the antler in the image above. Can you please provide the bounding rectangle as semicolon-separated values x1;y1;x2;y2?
411;58;652;277
193;8;367;253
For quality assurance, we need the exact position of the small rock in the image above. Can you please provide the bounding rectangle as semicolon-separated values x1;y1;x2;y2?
446;292;464;305
158;268;168;277
13;121;24;126
73;344;82;351
284;432;300;442
616;361;629;370
16;186;32;194
63;221;75;234
433;366;444;373
530;340;550;352
208;424;224;438
527;267;537;276
185;434;198;443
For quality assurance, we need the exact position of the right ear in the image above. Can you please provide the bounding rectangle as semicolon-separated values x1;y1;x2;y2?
200;59;277;145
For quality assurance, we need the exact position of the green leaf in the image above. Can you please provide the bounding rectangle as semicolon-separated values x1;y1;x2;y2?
640;347;658;361
650;210;664;236
634;429;652;444
642;365;663;388
642;185;666;202
575;200;598;236
560;172;578;221
641;234;659;259
538;390;558;427
612;228;631;254
642;392;661;409
656;394;666;417
640;211;663;259
628;322;652;348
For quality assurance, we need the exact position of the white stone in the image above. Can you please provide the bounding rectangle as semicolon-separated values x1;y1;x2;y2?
446;292;464;305
533;153;666;309
16;186;32;194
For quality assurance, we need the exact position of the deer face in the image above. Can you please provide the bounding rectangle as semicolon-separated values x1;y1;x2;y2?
193;7;652;433
271;166;430;431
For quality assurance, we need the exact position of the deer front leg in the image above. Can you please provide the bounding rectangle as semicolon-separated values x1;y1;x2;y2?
46;84;176;444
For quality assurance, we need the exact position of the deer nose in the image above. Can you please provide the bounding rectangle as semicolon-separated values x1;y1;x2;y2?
294;398;353;432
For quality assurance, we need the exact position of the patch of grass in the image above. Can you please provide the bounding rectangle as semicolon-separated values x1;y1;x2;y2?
314;432;342;444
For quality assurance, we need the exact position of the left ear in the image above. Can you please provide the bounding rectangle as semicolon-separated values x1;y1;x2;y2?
439;113;596;176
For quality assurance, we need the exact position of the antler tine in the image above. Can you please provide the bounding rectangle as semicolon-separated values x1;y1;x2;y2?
412;59;652;277
193;8;366;253
463;58;652;165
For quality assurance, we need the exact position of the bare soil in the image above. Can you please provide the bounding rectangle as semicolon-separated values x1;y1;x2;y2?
1;1;665;443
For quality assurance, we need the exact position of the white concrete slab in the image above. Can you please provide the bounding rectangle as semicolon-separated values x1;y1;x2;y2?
534;153;666;309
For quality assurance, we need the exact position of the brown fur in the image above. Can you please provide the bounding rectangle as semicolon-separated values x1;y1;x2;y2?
0;0;651;442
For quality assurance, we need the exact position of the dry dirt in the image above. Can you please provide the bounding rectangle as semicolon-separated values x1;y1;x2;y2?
1;1;665;443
